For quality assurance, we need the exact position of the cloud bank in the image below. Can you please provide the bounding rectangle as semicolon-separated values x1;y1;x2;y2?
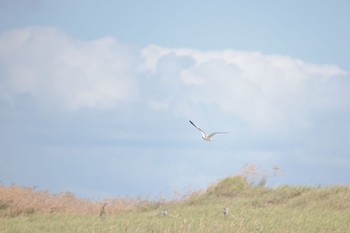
142;45;349;134
1;27;348;131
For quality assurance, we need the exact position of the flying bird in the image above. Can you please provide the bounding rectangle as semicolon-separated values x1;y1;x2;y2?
189;120;228;141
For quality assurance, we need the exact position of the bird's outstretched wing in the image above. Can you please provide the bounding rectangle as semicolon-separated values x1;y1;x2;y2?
189;120;207;137
207;132;229;140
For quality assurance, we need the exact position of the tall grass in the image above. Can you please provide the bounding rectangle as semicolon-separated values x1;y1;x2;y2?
0;183;153;217
1;166;350;233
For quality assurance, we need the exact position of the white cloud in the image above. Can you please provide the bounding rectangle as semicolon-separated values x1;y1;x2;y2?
0;27;138;111
0;27;348;135
141;45;348;133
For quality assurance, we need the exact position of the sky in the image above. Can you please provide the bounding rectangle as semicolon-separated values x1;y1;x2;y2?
0;0;350;199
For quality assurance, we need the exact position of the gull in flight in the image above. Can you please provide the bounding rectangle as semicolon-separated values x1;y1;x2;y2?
189;120;228;141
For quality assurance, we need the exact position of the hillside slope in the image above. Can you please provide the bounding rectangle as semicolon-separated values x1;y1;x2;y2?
1;175;350;233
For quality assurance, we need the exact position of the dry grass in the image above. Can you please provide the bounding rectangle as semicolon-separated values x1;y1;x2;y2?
1;166;350;233
0;183;155;217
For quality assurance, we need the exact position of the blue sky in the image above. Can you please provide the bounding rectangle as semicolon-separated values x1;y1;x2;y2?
0;0;349;199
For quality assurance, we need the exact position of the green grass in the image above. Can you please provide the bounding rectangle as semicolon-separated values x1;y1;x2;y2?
1;176;350;233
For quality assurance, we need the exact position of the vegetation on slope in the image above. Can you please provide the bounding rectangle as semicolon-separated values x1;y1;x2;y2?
1;166;350;232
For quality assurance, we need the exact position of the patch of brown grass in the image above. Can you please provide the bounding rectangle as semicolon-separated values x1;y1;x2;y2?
0;184;143;217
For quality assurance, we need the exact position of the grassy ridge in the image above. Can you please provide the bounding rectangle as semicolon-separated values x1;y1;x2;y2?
1;175;350;233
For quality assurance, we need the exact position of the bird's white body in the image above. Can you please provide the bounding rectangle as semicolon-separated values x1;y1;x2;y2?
189;120;228;141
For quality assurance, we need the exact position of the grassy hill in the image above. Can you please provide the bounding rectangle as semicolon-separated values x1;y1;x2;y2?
1;172;350;233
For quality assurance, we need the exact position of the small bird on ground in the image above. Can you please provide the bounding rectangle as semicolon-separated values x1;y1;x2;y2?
223;207;230;216
160;210;168;216
189;120;228;141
